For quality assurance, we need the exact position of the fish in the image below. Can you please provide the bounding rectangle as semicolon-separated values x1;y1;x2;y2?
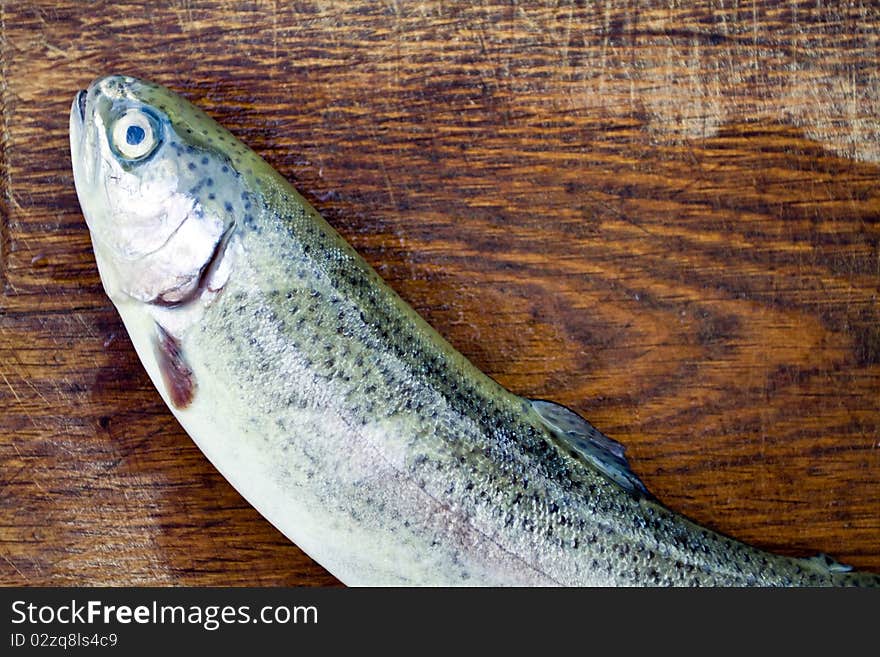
69;74;879;586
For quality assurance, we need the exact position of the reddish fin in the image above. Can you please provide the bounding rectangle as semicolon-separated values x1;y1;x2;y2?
154;324;196;409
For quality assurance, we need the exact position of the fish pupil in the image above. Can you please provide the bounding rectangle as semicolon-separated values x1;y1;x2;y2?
126;125;146;146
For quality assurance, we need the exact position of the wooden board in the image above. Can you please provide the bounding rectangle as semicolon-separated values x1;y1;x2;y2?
1;1;878;585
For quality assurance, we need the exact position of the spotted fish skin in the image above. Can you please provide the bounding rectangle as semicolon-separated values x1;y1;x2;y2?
70;75;879;586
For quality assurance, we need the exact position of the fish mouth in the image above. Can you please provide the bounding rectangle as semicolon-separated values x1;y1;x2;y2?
69;89;86;141
69;89;88;215
76;89;87;121
69;88;90;166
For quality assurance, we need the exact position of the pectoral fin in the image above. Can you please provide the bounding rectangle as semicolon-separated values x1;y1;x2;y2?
530;399;651;498
154;323;196;409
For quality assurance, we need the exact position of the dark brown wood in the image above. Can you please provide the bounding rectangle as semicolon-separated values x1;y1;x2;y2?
1;1;878;585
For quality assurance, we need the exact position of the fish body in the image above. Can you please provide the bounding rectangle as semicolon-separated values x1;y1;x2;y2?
70;75;878;586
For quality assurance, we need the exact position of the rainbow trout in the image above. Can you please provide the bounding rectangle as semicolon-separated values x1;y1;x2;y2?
70;75;878;586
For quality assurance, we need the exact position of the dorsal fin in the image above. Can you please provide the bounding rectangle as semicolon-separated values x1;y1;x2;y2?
802;553;853;574
529;399;651;498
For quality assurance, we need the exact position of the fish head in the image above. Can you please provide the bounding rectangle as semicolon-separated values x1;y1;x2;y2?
70;75;240;308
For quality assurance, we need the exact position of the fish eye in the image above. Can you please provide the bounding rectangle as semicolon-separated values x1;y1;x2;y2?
110;108;161;161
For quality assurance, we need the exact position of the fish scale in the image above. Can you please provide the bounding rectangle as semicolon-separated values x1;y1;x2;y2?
70;74;879;586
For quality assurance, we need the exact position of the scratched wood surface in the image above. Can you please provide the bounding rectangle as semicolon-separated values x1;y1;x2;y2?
1;1;878;586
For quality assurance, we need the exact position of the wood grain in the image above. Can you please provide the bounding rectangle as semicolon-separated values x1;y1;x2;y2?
1;1;878;585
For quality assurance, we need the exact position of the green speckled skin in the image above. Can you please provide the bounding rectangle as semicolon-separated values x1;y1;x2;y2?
71;76;879;586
